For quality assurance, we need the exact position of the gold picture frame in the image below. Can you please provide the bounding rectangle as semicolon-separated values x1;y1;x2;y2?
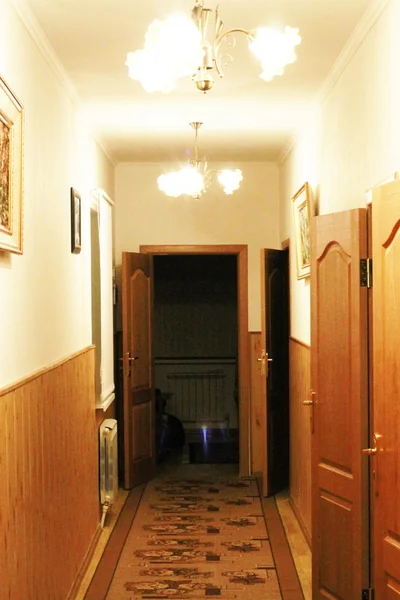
292;182;311;279
0;75;24;254
70;187;82;254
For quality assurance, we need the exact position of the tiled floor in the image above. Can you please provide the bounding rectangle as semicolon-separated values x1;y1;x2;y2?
76;480;311;600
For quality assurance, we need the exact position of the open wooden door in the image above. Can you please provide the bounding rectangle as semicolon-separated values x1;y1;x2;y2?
371;180;400;598
311;209;369;598
260;248;290;496
121;252;155;489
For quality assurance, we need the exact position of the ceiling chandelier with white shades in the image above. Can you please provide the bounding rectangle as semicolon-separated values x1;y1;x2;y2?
125;0;302;93
157;122;243;199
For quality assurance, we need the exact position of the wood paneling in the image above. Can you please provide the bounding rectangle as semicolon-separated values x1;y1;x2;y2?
249;332;266;478
289;337;311;544
0;347;99;600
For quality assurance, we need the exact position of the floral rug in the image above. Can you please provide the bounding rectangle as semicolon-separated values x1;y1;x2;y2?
104;467;282;599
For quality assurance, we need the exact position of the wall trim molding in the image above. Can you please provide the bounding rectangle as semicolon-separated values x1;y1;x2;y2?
290;336;310;350
9;0;78;102
0;345;95;396
289;496;311;548
66;524;103;600
277;135;296;165
9;0;118;165
318;0;391;104
278;0;390;165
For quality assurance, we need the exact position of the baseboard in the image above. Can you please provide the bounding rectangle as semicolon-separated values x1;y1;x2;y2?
66;523;103;600
289;496;311;549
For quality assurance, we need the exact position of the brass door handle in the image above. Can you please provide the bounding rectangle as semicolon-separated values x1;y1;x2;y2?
362;447;377;456
303;390;316;434
362;433;380;456
119;353;138;377
363;433;381;496
303;390;316;406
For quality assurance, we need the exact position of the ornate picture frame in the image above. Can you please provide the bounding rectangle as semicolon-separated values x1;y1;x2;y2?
70;187;81;254
292;182;311;279
0;75;24;254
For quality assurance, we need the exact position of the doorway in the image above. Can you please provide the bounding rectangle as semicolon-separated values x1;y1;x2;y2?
140;244;250;476
152;254;239;464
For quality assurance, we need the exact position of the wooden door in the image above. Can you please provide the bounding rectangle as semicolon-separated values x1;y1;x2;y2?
260;248;290;496
121;252;155;489
311;209;369;598
372;180;400;598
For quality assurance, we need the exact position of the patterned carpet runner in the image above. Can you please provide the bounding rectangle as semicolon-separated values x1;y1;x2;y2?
103;467;282;599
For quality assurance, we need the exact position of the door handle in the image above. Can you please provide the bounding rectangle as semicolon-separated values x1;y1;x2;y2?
363;433;381;496
257;350;272;376
119;353;138;377
362;433;379;455
302;390;316;406
303;390;316;433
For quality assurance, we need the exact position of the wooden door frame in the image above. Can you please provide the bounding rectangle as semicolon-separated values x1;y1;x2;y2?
140;244;250;476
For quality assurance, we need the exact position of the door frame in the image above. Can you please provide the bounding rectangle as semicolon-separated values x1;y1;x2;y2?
140;244;250;476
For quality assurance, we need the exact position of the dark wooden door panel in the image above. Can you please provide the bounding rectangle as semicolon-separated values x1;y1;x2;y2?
260;248;289;496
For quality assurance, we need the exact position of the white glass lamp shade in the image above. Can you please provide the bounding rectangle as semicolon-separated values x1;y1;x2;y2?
249;26;301;82
126;13;204;93
217;169;243;195
158;166;205;198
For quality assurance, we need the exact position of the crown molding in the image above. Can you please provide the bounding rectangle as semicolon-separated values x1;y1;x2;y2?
277;135;296;165
9;0;78;102
94;136;118;167
278;0;391;164
9;0;118;165
318;0;391;103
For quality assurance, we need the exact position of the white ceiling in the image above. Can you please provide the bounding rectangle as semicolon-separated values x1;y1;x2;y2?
26;0;373;163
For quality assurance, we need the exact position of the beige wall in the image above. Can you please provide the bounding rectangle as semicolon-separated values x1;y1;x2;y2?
0;0;114;388
279;0;397;345
280;0;397;541
115;161;280;331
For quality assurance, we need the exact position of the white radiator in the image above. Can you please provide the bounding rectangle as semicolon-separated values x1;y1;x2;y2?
99;418;119;506
166;369;227;428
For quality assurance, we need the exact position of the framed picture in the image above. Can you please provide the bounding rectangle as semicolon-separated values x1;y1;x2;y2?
292;182;311;279
0;75;24;254
70;187;81;254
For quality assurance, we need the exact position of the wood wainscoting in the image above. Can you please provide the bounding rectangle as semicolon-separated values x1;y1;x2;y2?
289;336;311;545
0;346;99;600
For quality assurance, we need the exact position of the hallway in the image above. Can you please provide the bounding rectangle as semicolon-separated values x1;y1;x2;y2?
78;462;311;599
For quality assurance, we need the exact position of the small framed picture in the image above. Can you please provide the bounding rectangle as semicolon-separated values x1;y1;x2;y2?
0;75;24;254
292;182;311;279
70;187;81;254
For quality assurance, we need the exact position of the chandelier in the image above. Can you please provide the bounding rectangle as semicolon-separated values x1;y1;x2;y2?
157;122;243;199
125;1;301;93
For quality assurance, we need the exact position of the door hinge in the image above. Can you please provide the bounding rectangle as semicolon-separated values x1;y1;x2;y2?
362;588;374;600
360;258;373;288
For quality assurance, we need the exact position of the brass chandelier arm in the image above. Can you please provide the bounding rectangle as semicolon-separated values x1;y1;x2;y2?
214;28;253;77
